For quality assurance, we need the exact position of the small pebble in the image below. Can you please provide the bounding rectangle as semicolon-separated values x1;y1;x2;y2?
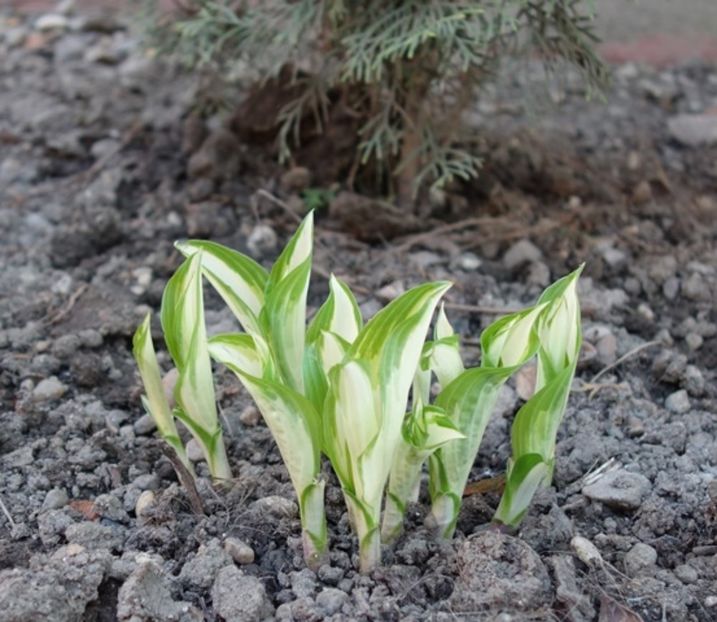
239;405;261;427
674;563;698;584
457;252;481;271
571;536;602;565
42;488;69;511
224;537;255;565
624;543;657;576
135;490;155;518
133;414;156;435
36;14;68;31
31;376;67;403
186;439;204;463
247;224;278;256
665;389;690;414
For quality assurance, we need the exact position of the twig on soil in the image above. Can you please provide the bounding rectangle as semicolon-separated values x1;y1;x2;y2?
393;216;500;253
46;283;89;325
253;189;302;223
0;494;16;528
161;446;205;515
589;340;661;386
443;301;519;315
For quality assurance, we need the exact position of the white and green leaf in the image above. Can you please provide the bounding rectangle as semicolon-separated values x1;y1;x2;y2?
175;239;268;336
132;313;191;471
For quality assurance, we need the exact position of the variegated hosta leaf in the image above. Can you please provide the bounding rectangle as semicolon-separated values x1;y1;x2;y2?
260;212;314;394
262;258;311;393
267;211;314;289
175;239;268;336
428;367;513;506
509;362;575;467
535;265;583;390
480;303;546;369
493;454;551;527
306;274;363;345
303;330;350;413
160;252;205;369
211;337;322;493
132;314;190;469
494;266;583;528
161;253;217;433
160;252;230;479
207;333;272;379
403;404;464;454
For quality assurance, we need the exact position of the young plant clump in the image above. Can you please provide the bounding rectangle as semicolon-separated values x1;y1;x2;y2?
134;212;582;571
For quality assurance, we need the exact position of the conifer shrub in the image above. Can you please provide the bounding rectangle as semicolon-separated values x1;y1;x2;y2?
150;0;606;208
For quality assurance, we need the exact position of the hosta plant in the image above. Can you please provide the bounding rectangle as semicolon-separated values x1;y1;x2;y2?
133;210;583;572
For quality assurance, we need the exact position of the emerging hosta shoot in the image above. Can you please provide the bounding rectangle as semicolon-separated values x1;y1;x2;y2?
133;252;232;481
185;215;328;567
322;281;451;571
133;314;193;475
161;252;232;481
493;267;583;527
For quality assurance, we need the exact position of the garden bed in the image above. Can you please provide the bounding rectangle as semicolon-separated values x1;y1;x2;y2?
0;5;715;621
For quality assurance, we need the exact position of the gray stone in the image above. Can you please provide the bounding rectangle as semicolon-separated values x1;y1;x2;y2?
65;521;125;552
224;537;255;565
527;261;551;287
251;495;298;519
685;332;703;351
134;490;156;520
601;246;628;269
316;587;349;616
682;272;713;302
94;494;130;523
133;413;156;435
409;251;444;270
582;469;650;511
449;531;552;614
503;239;543;269
682;365;705;397
247;224;278;256
239;405;261;426
52;334;81;358
36;14;69;31
211;565;274;622
668;113;717;147
624;543;657;576
317;564;344;586
457;252;481;271
548;556;595;622
31;376;67;403
674;563;698;584
117;561;202;622
290;568;317;598
665;389;690;414
42;488;69;511
179;538;232;589
186;438;204;463
663;276;680;300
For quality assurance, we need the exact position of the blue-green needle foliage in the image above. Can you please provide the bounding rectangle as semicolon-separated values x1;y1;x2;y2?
149;0;606;202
